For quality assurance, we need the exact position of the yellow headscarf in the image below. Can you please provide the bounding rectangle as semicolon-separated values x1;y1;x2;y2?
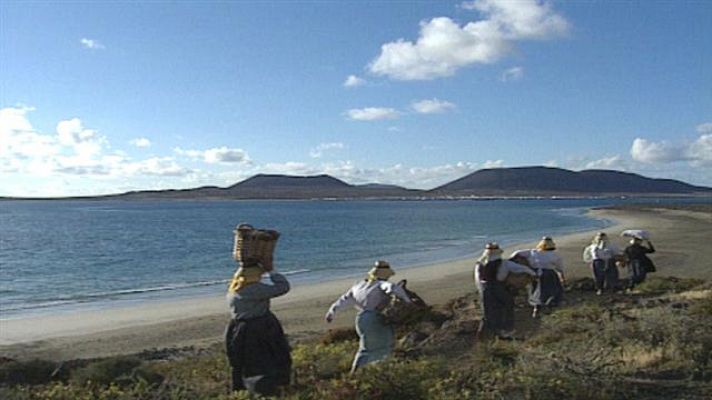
536;236;556;251
367;260;395;282
228;261;266;293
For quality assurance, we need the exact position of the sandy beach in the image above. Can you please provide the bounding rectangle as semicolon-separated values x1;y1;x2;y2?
1;204;710;361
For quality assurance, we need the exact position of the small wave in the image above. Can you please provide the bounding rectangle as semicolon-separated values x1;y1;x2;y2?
1;272;311;314
283;268;310;275
1;299;84;312
1;279;234;313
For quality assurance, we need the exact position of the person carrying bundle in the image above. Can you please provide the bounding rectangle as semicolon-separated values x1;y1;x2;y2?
325;261;412;373
583;232;622;295
524;236;565;318
225;225;291;396
474;242;537;341
624;236;655;290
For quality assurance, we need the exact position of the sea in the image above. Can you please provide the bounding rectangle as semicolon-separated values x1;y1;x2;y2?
0;197;709;319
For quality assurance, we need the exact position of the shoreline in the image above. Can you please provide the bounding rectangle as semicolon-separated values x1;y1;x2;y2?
1;205;710;361
0;203;611;321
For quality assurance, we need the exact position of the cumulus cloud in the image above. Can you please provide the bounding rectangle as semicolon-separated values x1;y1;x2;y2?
696;122;712;134
309;142;345;158
630;126;712;167
500;66;524;82
630;138;686;164
0;106;199;185
343;75;366;87
584;155;627;170
261;162;317;176
369;0;568;80
124;157;191;176
412;98;456;114
175;146;251;164
482;159;505;168
80;38;105;50
130;137;151;148
346;107;400;121
687;134;712;166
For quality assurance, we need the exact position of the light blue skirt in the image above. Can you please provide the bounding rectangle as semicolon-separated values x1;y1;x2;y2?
352;310;394;372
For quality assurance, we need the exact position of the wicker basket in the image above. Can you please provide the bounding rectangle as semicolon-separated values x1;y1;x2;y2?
232;223;280;271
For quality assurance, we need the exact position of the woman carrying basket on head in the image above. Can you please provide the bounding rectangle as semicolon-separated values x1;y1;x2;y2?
325;261;411;373
225;225;291;396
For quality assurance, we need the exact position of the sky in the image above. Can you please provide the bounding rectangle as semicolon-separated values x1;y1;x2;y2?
1;0;711;197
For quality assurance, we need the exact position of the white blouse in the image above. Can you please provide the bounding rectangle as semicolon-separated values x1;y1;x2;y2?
524;249;564;273
328;279;411;315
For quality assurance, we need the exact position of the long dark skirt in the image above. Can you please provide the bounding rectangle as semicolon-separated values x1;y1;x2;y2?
629;259;647;289
479;281;515;336
225;312;291;395
528;269;563;307
592;259;620;291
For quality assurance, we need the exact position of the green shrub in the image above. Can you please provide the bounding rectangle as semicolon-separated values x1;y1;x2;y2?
0;359;57;386
70;357;141;386
320;327;358;345
292;342;355;382
636;276;704;294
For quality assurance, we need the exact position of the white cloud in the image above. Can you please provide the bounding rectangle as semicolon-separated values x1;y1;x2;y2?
630;127;712;167
205;147;250;164
584;155;627;170
346;107;400;121
130;137;151;148
687;134;712;166
124;157;192;177
468;0;570;39
696;122;712;134
175;146;251;164
500;66;524;82
630;138;686;163
80;38;105;50
543;159;558;167
343;75;366;87
482;159;505;168
412;98;456;114
261;162;317;176
369;0;568;80
0;106;199;184
309;142;345;158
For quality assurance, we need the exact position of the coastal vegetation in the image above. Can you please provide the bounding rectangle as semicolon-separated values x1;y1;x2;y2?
1;276;710;399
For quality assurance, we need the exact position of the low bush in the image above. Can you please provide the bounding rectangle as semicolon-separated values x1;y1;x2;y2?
0;359;57;386
636;276;704;294
70;356;141;387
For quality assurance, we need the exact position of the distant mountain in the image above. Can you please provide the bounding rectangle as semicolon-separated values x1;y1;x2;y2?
5;168;709;201
109;174;421;200
431;166;712;196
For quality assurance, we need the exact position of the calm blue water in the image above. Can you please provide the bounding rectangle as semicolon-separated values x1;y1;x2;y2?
0;198;708;318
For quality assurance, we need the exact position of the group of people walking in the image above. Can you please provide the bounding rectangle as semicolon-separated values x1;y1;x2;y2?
476;232;655;340
223;229;655;395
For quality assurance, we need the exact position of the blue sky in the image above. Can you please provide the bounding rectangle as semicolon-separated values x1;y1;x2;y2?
1;0;710;197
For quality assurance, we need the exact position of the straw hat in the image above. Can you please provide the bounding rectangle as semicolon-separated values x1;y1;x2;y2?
368;260;395;281
478;242;503;264
537;236;556;251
